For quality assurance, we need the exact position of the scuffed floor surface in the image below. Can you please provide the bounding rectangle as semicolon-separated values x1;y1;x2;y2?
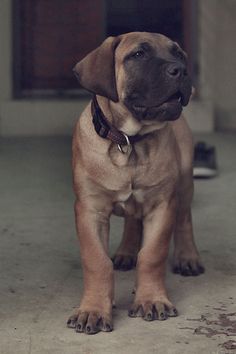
0;133;236;354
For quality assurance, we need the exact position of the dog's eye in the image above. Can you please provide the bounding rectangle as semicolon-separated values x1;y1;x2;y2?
124;49;146;63
132;50;145;58
175;50;186;61
171;45;187;62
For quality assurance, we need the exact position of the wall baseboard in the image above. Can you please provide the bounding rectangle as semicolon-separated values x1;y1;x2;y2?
0;98;214;137
0;100;88;136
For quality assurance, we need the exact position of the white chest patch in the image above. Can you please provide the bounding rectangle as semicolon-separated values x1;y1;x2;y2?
116;190;132;202
132;189;145;203
116;189;145;203
114;188;145;217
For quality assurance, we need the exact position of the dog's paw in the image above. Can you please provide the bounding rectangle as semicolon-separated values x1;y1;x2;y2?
128;300;178;321
172;253;205;276
67;311;113;335
112;254;136;271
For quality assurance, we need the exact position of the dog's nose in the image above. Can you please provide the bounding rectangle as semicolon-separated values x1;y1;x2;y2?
166;63;186;79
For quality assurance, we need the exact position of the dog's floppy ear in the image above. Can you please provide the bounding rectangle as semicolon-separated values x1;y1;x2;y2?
73;36;120;102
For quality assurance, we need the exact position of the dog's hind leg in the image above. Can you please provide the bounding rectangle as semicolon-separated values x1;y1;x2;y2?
112;216;142;271
172;176;205;276
172;117;204;276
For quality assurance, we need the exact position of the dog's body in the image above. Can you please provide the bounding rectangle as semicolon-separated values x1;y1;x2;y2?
68;32;204;334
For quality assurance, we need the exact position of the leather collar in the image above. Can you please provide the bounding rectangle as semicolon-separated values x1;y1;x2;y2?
91;95;147;150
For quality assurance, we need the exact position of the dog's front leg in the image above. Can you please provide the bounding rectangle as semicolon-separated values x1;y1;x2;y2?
129;198;178;321
67;200;113;334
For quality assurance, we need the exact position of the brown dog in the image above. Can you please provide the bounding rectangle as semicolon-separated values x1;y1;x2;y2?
67;32;204;334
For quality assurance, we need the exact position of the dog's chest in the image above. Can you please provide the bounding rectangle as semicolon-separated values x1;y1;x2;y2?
112;156;179;217
113;188;145;218
116;188;145;203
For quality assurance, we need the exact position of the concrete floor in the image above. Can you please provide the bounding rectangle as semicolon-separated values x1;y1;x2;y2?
0;133;236;354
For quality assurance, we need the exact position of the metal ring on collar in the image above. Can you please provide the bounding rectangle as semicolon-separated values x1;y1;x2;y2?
117;133;131;154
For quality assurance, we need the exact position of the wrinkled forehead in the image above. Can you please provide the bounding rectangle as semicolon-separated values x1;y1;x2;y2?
116;32;175;58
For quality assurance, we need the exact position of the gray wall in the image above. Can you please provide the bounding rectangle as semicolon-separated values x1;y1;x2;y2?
199;0;236;130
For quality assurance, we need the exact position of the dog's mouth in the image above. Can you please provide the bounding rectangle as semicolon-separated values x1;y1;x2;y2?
132;91;185;112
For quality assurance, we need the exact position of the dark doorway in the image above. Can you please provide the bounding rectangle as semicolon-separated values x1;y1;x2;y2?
107;0;184;45
13;0;196;98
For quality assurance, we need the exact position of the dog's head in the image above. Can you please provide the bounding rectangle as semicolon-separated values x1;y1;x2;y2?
74;32;192;122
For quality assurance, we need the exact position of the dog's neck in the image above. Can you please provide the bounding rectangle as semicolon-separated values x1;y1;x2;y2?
94;95;170;167
96;95;168;138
